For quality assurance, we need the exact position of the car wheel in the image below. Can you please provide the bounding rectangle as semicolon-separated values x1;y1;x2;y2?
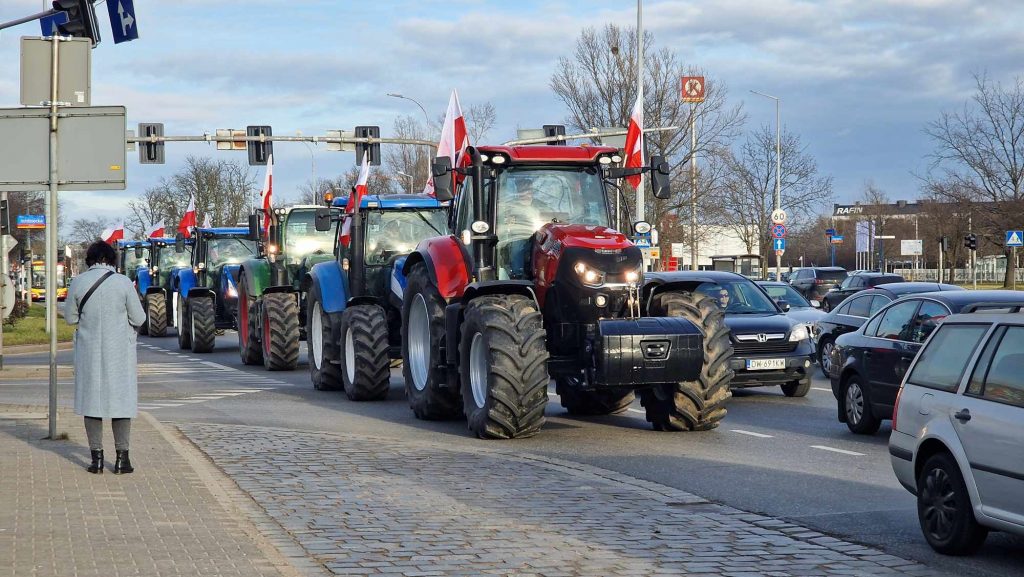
818;339;835;377
843;375;881;434
917;452;989;555
822;299;831;313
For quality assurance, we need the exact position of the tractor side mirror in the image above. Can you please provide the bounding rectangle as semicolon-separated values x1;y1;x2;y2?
431;157;454;202
174;233;185;253
247;213;260;241
268;225;278;243
314;207;332;232
650;155;671;199
134;246;143;259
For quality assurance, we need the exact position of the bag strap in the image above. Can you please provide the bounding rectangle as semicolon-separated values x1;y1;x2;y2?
77;271;115;317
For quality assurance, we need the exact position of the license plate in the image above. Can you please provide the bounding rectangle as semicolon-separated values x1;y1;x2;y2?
746;358;787;371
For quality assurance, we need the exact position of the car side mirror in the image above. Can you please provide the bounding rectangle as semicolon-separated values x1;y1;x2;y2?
174;233;185;253
650;155;671;199
777;299;791;312
314;207;333;232
431;157;454;202
247;213;260;241
134;246;143;259
811;300;821;309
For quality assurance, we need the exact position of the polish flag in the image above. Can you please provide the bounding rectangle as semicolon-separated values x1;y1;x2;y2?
260;154;274;232
340;155;370;247
144;220;165;239
423;89;469;196
101;222;124;245
623;93;644;190
178;194;197;238
202;213;212;229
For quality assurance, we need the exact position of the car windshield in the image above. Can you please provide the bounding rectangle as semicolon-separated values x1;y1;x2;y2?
206;237;256;267
697;280;780;314
284;209;335;265
364;209;447;265
495;166;610;242
760;283;812;308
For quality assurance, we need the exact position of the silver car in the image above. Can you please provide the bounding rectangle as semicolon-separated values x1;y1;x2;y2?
890;308;1024;555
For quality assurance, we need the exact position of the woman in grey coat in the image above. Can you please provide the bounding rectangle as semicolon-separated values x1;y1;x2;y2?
65;240;146;474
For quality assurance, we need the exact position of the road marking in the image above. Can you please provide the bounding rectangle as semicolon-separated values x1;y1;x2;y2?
730;429;774;438
812;387;831;392
810;445;865;456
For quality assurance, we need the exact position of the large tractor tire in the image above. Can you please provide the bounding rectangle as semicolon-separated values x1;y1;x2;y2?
175;293;192;350
189;296;217;354
146;293;168;337
261;292;300;371
459;294;549;439
639;291;733;431
138;298;149;336
339;304;390;401
556;377;635;415
306;284;342;390
402;263;462;420
237;278;263;365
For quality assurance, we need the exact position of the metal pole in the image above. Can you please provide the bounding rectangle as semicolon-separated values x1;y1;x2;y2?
690;102;697;272
386;93;432;185
774;97;781;282
635;0;645;228
938;242;944;284
47;35;60;439
0;190;6;370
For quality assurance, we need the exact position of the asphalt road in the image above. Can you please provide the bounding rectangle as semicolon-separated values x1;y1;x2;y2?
3;331;1021;576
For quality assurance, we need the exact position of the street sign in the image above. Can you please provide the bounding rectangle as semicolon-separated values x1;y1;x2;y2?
0;106;127;192
825;228;836;236
775;249;785;257
830;235;844;244
771;209;787;224
900;239;923;256
16;215;45;229
670;243;684;258
39;12;69;36
106;0;139;44
634;237;651;249
771;224;787;239
1006;230;1024;247
681;76;706;103
772;238;786;251
21;37;91;107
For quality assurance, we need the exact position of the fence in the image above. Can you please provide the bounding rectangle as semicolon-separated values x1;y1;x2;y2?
893;268;1024;284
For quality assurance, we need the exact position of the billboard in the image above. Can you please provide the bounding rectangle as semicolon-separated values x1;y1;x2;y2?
16;215;45;229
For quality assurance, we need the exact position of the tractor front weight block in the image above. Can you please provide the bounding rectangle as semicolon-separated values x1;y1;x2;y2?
591;317;704;388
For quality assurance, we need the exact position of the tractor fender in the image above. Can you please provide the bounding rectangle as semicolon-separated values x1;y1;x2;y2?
136;267;152;295
239;258;272;298
308;261;349;314
174;268;197;300
462;280;538;304
145;286;166;297
402;235;472;300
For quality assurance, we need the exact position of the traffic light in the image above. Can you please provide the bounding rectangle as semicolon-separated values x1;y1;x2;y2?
138;123;165;165
543;124;567;146
964;233;978;251
246;125;273;166
939;236;949;252
0;199;9;235
354;126;381;166
51;0;101;46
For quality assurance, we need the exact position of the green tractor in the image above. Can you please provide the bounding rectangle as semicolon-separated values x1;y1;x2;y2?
237;205;339;370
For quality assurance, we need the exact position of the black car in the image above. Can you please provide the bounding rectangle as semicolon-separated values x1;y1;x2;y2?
821;272;904;312
789;267;848;304
813;282;963;376
649;271;816;397
828;290;1024;434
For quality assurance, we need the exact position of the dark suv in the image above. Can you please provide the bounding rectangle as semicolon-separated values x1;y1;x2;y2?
821;272;904;312
790;267;848;304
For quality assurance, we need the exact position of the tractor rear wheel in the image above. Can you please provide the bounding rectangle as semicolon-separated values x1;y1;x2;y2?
460;294;549;439
306;284;342;390
189;297;217;353
339;304;390;401
261;292;300;371
146;293;168;337
175;293;192;350
237;279;263;365
556;377;634;415
402;263;462;420
640;291;733;431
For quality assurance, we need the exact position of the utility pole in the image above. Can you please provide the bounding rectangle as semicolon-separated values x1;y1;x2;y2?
0;190;7;370
690;102;697;272
635;0;645;227
46;35;61;439
751;90;782;281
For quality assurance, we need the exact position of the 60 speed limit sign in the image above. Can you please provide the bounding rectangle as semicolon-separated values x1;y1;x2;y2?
771;209;787;224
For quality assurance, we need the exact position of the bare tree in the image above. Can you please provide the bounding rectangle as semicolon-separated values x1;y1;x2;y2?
384;115;434;194
67;216;112;246
924;73;1024;286
466;102;496;144
126;186;173;237
137;156;258;230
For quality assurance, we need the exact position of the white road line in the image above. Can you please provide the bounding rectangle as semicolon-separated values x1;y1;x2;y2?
730;429;774;438
185;396;229;400
812;387;831;392
810;445;865;456
138;402;184;408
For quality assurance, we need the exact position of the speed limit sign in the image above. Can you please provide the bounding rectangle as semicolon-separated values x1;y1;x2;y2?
771;209;787;224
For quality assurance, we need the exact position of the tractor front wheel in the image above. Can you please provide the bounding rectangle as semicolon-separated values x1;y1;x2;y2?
237;279;263;365
146;292;168;337
339;304;390;401
261;292;300;371
402;263;462;420
556;377;634;415
189;297;217;353
306;284;342;390
460;294;549;439
175;293;192;350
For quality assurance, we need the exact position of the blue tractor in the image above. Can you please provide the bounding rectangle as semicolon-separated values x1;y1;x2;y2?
169;227;257;353
116;240;152;333
304;194;448;399
137;236;194;337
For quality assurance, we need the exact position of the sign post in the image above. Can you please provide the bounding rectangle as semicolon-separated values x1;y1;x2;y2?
1006;231;1023;290
682;76;706;280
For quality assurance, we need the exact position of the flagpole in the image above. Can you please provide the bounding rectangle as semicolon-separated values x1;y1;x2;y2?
635;0;644;228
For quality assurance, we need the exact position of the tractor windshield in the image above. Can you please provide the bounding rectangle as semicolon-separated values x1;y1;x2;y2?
495;166;611;235
206;237;256;268
364;209;448;265
157;245;192;271
121;248;149;278
284;209;335;266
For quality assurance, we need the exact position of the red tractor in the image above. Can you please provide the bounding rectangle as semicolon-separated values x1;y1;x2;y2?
400;145;733;439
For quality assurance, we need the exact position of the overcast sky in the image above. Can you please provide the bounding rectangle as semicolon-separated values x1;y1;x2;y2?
2;0;1022;227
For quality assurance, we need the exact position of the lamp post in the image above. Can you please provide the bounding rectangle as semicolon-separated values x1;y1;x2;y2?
751;89;782;281
397;171;414;195
387;92;432;188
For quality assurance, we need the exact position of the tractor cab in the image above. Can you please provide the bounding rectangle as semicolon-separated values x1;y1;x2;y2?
138;236;194;338
116;240;151;283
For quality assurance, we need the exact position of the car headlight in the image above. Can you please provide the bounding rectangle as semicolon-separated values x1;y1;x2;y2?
573;261;606;287
789;324;810;342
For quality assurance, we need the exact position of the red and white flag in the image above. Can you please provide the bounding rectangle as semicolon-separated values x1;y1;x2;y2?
423;89;469;196
101;222;124;245
178;194;197;238
202;213;212;229
340;155;370;247
144;220;165;239
623;93;644;190
260;154;274;232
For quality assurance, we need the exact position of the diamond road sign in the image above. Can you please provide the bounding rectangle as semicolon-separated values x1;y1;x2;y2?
1007;230;1024;247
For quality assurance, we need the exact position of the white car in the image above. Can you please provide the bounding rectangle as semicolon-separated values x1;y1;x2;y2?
890;307;1024;555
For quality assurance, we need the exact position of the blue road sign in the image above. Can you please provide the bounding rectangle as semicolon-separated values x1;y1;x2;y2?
1007;230;1024;247
634;237;651;248
771;224;787;239
773;238;786;251
16;215;46;230
39;11;69;37
830;235;844;244
825;228;836;236
107;0;139;44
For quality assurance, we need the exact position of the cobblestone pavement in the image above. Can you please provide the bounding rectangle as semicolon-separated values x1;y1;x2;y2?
181;423;946;577
0;406;296;577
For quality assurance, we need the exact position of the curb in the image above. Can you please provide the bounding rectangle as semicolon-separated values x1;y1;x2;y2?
2;342;74;355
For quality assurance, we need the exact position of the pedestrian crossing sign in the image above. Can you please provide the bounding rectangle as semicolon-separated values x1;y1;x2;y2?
1006;230;1023;247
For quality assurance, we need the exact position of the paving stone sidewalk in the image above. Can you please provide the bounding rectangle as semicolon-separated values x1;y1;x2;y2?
181;423;946;577
0;405;300;577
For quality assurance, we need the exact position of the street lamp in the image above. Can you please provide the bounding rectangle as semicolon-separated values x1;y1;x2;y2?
387;92;432;186
397;171;414;194
750;89;781;281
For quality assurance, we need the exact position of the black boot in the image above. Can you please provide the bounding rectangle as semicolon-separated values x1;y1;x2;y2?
113;450;133;475
87;449;103;474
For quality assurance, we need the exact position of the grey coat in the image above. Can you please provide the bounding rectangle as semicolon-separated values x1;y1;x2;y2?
65;264;146;418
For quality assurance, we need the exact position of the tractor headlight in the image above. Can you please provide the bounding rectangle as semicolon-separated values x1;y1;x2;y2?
226;284;237;298
574;261;606;287
789;324;810;342
625;269;640;283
